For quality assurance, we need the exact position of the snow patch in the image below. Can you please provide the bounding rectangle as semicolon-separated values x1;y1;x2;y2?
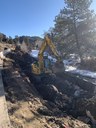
70;69;96;79
65;66;77;71
65;65;96;79
29;50;57;62
29;50;39;58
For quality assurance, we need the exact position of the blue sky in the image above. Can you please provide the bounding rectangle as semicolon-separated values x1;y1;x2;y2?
0;0;96;38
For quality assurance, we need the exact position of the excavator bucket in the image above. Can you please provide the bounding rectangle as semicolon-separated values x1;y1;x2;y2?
52;61;65;73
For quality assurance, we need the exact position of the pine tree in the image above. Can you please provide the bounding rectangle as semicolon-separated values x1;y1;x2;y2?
53;0;96;60
8;36;14;44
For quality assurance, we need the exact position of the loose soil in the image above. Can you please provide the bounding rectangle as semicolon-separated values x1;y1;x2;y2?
2;51;96;128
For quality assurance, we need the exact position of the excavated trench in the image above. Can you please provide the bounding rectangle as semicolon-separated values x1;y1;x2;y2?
2;51;96;128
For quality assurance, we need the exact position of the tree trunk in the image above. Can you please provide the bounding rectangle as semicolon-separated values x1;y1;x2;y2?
72;3;83;63
73;22;83;63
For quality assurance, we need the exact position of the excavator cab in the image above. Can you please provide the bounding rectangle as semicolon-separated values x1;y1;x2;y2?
31;34;64;76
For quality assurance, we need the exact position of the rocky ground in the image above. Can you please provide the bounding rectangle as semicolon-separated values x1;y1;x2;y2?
0;43;96;128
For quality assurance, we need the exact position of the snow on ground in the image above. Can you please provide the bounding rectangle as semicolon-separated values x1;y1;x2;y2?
67;68;96;79
29;50;39;58
64;61;96;79
65;66;77;71
29;50;57;62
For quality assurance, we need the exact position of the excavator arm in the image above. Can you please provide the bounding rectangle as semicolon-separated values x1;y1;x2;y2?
38;34;64;73
38;37;47;72
44;35;61;61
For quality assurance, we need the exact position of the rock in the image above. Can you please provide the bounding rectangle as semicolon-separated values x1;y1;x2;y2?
37;106;52;116
86;110;96;128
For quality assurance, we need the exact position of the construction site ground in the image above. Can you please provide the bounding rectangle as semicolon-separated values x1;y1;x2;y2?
1;46;96;128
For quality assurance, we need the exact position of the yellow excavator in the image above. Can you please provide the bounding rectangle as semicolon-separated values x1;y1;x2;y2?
31;34;64;75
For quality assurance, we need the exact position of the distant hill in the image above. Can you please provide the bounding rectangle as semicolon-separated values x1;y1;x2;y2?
0;32;43;50
18;36;43;44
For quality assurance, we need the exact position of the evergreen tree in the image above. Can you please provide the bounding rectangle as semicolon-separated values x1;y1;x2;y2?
53;0;96;60
8;36;14;44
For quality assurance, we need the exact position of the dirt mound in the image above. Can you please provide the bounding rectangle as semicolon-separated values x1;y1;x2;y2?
2;51;96;128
